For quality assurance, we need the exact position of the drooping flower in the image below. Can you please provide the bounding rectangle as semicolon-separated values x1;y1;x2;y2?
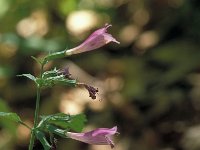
83;84;99;100
66;126;118;149
65;24;120;55
77;83;99;100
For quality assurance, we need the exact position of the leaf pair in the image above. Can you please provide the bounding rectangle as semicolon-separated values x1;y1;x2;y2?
0;112;87;150
38;113;87;132
35;113;86;149
0;112;22;123
18;68;77;88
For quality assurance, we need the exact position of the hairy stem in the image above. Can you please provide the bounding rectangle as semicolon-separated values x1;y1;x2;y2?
29;64;44;150
19;121;31;130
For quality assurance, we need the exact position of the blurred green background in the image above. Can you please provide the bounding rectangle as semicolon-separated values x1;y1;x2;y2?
1;0;200;150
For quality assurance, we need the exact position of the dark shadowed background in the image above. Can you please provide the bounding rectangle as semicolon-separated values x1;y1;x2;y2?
1;0;200;150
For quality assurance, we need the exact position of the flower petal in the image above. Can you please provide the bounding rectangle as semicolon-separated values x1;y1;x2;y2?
92;126;118;136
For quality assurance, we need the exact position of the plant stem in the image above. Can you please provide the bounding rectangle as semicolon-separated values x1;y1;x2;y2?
29;64;44;150
19;121;32;130
29;85;41;150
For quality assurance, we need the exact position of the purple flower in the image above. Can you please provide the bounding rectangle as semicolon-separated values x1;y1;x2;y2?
84;84;99;100
58;67;72;79
65;24;120;55
66;126;118;148
77;83;99;100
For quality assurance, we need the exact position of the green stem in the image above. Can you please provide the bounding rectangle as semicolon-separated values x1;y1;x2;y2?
43;50;66;64
29;85;41;150
29;64;44;150
19;121;32;130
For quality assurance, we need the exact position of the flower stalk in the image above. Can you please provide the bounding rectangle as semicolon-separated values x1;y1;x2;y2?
29;85;41;150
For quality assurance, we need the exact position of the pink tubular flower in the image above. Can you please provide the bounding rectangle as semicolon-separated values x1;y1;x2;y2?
65;24;120;55
66;126;118;148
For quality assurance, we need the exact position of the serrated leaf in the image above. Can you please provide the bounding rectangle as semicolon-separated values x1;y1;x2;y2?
39;113;70;126
35;130;51;150
38;113;86;133
68;114;87;132
0;112;21;123
38;74;76;88
42;68;58;79
37;68;77;88
17;74;36;82
38;113;69;129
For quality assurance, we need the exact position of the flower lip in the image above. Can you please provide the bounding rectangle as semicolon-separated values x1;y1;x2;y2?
92;126;118;136
98;24;120;44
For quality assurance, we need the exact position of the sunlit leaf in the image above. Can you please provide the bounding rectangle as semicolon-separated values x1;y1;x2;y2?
38;113;86;133
0;112;21;123
17;74;36;82
68;114;87;132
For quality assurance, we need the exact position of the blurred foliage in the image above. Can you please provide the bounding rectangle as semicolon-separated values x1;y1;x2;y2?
1;0;200;150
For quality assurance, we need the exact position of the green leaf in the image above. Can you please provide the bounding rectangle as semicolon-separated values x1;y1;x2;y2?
17;74;36;82
54;78;77;86
42;68;58;79
38;77;75;88
39;113;70;126
35;130;51;150
38;113;70;129
31;56;42;65
0;99;17;133
0;112;21;123
0;99;10;112
43;50;66;65
38;113;86;133
37;68;77;88
46;124;67;138
68;114;87;132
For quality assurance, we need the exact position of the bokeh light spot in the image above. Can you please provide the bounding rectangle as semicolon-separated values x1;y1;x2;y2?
66;10;100;36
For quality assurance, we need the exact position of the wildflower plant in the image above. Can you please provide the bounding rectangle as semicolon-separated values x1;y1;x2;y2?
0;24;119;150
